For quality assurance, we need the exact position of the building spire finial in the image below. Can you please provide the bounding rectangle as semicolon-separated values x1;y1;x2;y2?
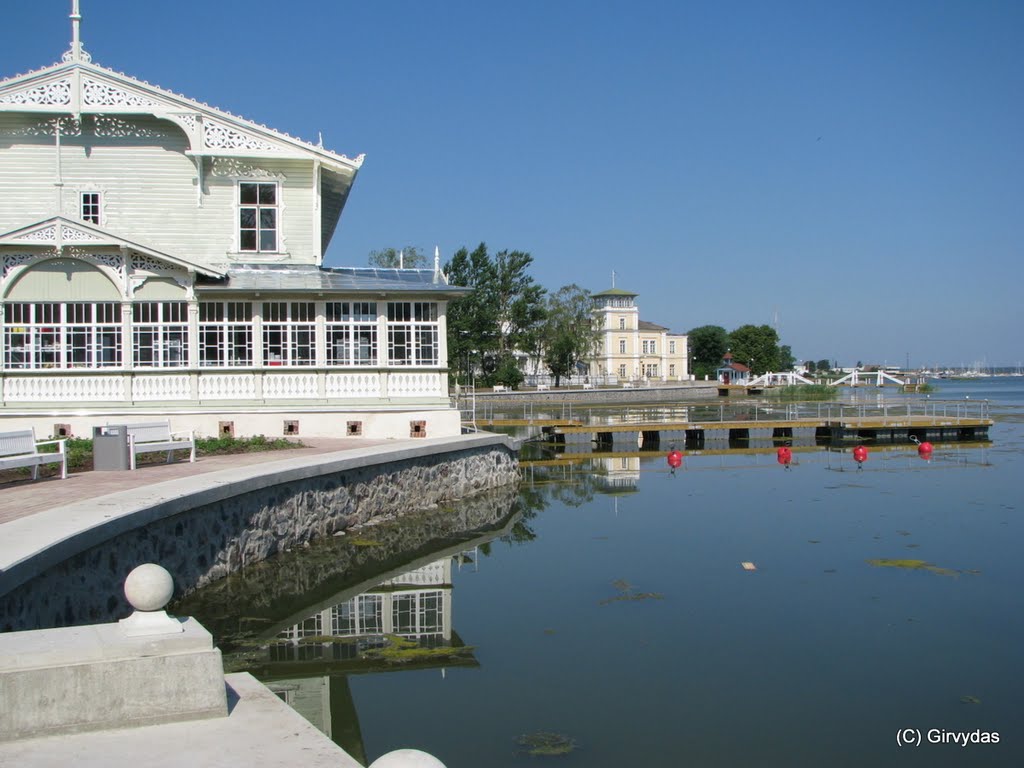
612;270;616;289
63;0;92;64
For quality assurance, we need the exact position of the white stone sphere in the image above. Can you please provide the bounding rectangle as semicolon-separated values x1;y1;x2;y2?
369;749;447;768
123;563;174;612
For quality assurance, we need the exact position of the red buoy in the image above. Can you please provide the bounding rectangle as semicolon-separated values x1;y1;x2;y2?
918;441;934;459
777;446;793;466
667;449;683;469
852;445;869;465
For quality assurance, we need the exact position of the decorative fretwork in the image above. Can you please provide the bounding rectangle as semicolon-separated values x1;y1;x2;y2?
2;250;126;283
0;79;72;106
1;117;82;138
130;253;182;276
208;158;286;180
93;115;170;139
204;120;277;152
12;226;57;243
82;78;161;108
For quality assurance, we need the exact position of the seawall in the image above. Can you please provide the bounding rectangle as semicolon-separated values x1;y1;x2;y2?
0;433;519;632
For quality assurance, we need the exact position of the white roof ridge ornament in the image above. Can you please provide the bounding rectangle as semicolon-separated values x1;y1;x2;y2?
62;1;92;65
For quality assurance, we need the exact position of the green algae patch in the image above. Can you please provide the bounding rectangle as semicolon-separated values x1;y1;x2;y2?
599;578;664;605
961;695;982;705
516;731;577;757
363;635;475;665
347;537;384;547
866;558;959;576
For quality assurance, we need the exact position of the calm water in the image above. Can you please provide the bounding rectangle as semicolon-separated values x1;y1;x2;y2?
188;378;1024;767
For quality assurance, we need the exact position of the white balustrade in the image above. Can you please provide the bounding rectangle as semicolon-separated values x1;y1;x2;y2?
5;375;124;402
198;372;256;399
132;374;190;401
326;372;381;398
263;372;318;399
388;371;445;397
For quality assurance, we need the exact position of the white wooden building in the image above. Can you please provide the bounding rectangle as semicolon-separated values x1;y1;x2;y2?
0;5;466;440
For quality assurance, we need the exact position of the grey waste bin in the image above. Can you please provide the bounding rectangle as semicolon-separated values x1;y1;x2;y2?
93;425;130;471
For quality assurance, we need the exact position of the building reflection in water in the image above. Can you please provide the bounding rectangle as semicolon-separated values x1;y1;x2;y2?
256;542;492;763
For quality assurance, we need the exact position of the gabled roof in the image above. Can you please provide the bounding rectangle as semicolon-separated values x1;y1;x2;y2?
0;216;226;278
0;55;363;175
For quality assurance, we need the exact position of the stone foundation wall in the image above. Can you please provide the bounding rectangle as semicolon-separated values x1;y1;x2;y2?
0;444;519;633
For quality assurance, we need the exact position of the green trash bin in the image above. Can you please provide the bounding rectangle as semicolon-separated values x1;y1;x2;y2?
93;425;130;471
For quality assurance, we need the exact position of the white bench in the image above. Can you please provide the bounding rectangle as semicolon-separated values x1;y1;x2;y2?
622;381;635;389
492;385;508;393
0;429;67;480
124;421;196;471
536;384;550;391
582;382;594;390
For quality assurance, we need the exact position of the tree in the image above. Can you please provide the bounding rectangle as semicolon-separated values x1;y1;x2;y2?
444;243;546;387
728;324;781;376
368;246;427;268
687;325;729;379
542;284;600;387
778;344;796;371
816;359;831;373
805;360;817;373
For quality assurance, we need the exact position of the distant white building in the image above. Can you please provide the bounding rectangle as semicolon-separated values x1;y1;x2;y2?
0;5;466;440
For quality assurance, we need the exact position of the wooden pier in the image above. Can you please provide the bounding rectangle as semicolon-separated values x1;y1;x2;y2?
545;412;992;449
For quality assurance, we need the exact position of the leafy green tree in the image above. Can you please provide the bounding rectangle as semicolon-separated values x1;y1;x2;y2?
728;324;781;376
368;246;427;268
687;325;729;379
778;344;796;371
444;243;545;387
542;284;600;387
805;360;817;373
816;359;831;373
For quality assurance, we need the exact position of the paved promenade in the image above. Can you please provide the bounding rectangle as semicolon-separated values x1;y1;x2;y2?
0;437;387;525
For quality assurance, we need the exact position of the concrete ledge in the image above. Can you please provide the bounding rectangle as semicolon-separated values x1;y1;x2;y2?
0;433;517;599
0;617;227;741
0;671;363;768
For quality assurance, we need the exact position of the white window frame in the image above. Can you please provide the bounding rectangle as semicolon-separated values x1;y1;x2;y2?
326;301;378;366
132;302;189;368
387;302;439;366
238;181;279;253
3;302;122;370
262;301;316;367
198;301;253;367
81;191;101;225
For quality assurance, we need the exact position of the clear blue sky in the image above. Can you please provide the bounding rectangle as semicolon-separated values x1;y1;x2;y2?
4;1;1022;368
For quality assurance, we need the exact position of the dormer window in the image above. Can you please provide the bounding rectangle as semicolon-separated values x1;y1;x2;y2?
239;182;278;252
81;192;101;225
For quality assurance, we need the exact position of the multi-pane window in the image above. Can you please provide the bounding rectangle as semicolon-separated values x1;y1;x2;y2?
387;302;438;366
326;302;377;366
3;302;121;369
619;339;626;354
669;340;676;354
331;594;383;636
81;192;101;225
133;302;188;367
239;182;278;252
392;590;444;638
645;363;658;378
198;301;252;367
642;339;657;354
618;364;627;378
619;317;625;329
669;364;676;377
262;302;315;366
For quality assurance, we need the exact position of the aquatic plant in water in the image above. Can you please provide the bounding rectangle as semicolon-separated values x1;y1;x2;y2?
599;578;665;605
363;634;475;665
866;558;960;576
516;731;577;757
